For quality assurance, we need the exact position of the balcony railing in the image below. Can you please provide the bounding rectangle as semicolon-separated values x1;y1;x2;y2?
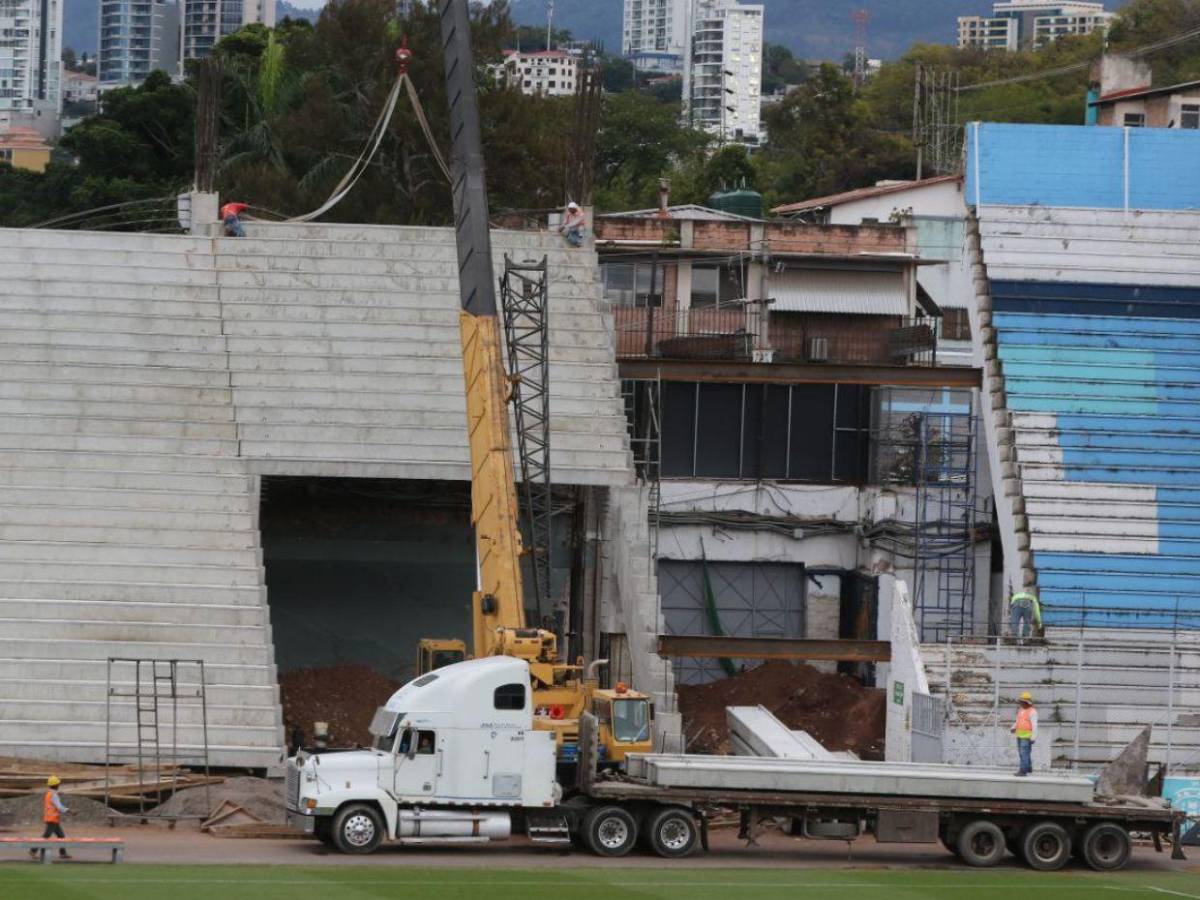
613;306;939;367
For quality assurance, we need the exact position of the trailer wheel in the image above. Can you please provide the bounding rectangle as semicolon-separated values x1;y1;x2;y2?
583;806;638;857
332;804;384;855
1080;822;1132;871
955;820;1006;867
645;807;699;859
1021;822;1072;871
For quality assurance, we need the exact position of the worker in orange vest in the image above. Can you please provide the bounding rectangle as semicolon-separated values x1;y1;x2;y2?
1010;691;1038;777
31;775;71;860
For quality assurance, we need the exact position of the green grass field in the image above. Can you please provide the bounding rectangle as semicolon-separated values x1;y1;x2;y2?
0;865;1197;900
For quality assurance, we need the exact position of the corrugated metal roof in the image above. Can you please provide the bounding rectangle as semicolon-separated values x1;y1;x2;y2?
771;175;960;216
600;204;762;222
770;269;909;315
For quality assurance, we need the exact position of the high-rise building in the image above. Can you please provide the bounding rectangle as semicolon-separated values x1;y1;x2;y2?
98;0;181;90
622;0;688;73
0;0;63;137
957;1;1113;52
682;0;762;144
182;0;275;63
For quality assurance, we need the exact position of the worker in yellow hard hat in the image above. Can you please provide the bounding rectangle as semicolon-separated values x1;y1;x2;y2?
1009;692;1038;777
32;775;72;860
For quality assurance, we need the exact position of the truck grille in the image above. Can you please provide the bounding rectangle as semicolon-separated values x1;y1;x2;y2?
286;764;300;811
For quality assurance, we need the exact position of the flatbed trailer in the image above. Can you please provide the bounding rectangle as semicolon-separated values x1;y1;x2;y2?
557;716;1186;871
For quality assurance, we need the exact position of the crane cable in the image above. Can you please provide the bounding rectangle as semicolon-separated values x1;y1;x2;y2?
283;48;452;222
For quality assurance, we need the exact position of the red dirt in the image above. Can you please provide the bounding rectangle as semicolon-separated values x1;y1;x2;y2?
279;665;401;749
677;661;886;759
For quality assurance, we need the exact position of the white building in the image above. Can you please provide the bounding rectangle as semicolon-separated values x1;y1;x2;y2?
683;0;763;144
622;0;687;73
957;1;1112;51
0;0;62;138
98;0;180;90
62;70;99;104
494;49;578;97
182;0;275;63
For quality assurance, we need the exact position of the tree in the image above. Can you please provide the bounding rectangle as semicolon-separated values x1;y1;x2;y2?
761;43;807;95
61;47;77;72
601;55;635;93
756;64;911;208
593;91;709;211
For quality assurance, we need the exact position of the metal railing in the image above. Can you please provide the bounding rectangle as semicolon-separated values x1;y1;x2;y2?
613;305;755;361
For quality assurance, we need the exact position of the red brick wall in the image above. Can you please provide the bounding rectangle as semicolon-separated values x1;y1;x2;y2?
766;223;907;256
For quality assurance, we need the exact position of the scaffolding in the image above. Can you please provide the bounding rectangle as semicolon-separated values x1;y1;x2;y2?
620;375;662;562
104;658;211;820
871;387;979;641
500;254;553;621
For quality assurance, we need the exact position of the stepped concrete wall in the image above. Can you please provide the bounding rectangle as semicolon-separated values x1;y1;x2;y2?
0;222;648;767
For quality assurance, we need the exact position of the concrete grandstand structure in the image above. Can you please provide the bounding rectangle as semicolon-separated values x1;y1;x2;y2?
927;123;1200;774
0;222;676;768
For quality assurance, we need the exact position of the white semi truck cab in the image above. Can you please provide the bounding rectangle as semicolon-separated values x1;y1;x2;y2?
286;656;564;852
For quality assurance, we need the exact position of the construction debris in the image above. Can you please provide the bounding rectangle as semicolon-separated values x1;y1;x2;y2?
677;661;886;759
0;757;222;811
153;776;285;825
280;664;401;748
0;794;118;829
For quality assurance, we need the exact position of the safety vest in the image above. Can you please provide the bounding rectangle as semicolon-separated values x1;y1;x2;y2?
1015;705;1036;739
43;790;59;824
1010;592;1042;626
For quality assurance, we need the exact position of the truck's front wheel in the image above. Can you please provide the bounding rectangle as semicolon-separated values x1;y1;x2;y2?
582;806;638;857
333;804;385;854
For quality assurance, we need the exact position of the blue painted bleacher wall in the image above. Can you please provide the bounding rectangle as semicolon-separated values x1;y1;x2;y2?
968;124;1200;629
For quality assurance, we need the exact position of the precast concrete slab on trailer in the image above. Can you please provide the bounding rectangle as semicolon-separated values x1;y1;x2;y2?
624;754;1096;804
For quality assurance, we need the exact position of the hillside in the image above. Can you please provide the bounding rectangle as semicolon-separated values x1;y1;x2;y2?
509;0;1119;61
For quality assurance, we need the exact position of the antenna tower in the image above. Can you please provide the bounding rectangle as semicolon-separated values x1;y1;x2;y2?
852;9;869;88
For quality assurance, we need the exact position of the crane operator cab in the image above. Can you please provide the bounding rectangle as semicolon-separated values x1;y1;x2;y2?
416;638;467;675
590;683;653;765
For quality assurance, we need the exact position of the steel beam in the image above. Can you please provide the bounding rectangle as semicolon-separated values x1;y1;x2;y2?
619;359;981;388
656;635;892;662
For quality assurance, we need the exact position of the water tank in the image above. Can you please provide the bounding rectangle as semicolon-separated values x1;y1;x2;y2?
708;188;763;219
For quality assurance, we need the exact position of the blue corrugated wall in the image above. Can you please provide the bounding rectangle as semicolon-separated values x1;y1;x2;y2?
970;124;1200;630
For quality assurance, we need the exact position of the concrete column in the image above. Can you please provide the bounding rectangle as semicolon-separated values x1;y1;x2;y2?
178;191;219;236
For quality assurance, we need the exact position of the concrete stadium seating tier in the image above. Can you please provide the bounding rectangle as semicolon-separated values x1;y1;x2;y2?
973;205;1200;631
0;222;667;767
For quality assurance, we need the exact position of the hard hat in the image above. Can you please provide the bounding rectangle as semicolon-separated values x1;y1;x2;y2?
567;202;579;210
46;775;60;788
1019;691;1033;703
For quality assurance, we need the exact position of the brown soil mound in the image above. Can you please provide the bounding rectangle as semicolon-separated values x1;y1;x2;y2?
280;664;401;748
152;776;284;823
677;661;886;759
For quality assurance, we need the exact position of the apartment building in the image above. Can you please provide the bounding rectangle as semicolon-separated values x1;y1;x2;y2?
182;0;274;63
957;0;1112;51
494;49;578;97
622;0;687;73
98;0;181;89
682;0;763;144
0;0;61;137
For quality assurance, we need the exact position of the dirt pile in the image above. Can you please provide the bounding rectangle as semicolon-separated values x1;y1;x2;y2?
0;793;117;828
152;776;284;824
677;660;886;759
280;664;401;748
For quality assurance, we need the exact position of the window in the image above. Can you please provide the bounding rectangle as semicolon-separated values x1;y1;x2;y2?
660;381;871;482
1182;104;1200;130
494;683;526;710
397;728;437;755
602;262;664;307
611;698;651;743
690;263;744;307
1123;112;1145;127
941;308;971;341
412;673;439;688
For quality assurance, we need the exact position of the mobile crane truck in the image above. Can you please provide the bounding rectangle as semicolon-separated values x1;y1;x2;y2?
282;0;1185;868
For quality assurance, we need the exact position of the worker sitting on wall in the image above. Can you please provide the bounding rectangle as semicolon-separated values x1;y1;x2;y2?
221;201;249;238
1010;691;1038;777
1009;589;1041;642
559;202;586;247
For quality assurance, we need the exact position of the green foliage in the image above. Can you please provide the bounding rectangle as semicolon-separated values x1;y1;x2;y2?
1108;0;1200;84
593;91;709;211
601;55;635;93
761;42;808;94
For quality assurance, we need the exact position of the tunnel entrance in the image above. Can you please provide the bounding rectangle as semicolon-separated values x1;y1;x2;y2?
261;476;474;748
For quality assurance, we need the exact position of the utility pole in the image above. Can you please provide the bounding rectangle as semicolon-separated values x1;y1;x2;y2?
912;62;924;181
